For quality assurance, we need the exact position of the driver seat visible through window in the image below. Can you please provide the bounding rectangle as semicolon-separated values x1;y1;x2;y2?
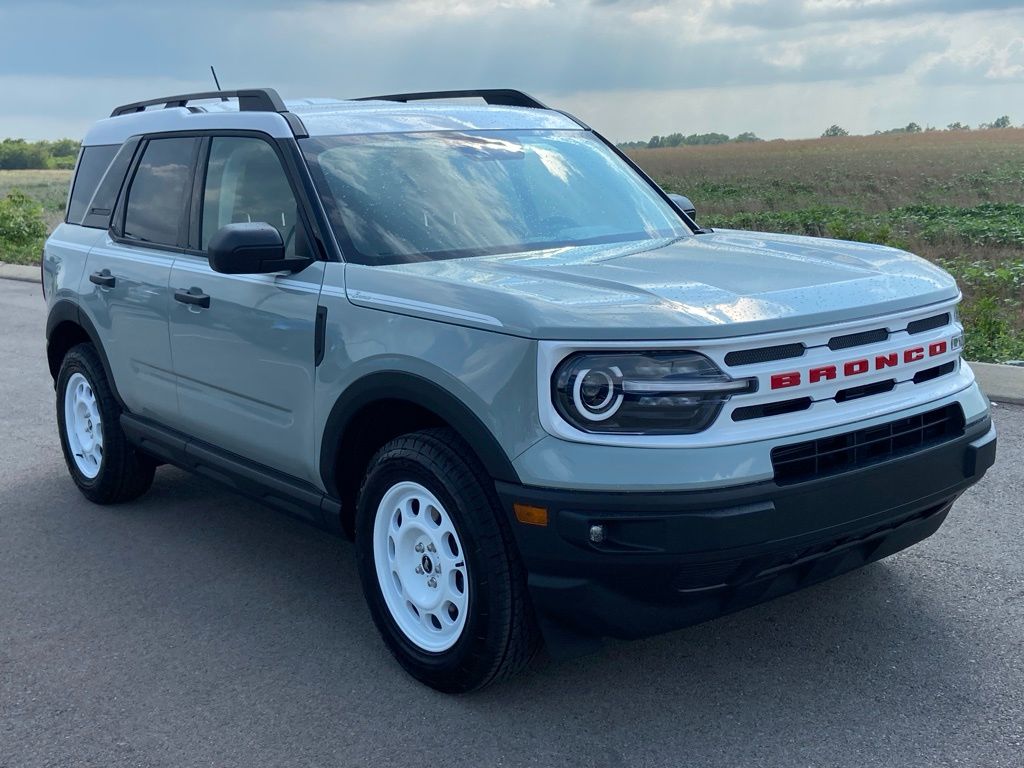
202;137;301;257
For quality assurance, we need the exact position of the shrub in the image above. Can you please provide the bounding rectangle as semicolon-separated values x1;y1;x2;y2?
0;189;48;246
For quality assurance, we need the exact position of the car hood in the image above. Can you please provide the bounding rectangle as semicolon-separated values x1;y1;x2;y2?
343;230;959;340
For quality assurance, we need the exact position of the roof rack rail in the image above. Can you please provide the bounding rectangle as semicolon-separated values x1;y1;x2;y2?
110;88;288;117
353;89;550;110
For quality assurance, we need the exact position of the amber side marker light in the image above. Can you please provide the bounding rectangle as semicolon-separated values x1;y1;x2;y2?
513;503;548;526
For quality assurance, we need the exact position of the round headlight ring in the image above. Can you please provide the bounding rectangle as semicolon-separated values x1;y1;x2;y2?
571;366;624;422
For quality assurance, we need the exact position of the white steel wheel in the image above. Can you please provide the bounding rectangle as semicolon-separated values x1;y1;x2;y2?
63;372;103;479
373;481;470;652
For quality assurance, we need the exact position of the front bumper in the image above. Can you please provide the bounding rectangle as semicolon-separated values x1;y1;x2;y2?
497;414;996;642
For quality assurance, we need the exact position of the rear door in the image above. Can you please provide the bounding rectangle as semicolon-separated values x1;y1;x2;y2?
167;134;325;484
80;136;198;424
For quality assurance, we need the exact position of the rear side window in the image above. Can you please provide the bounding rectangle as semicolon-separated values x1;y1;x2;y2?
66;145;118;225
123;137;197;246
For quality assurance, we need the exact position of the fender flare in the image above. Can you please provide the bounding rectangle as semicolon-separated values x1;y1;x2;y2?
319;371;520;498
45;299;124;407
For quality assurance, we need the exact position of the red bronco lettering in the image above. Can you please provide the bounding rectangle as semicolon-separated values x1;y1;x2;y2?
770;339;951;390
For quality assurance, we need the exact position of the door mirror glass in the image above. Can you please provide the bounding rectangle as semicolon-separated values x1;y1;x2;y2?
208;222;289;274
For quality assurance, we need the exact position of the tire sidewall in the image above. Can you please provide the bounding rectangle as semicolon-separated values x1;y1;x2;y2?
355;445;504;689
56;349;108;492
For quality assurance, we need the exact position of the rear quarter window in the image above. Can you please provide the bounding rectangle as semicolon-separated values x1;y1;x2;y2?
66;145;119;225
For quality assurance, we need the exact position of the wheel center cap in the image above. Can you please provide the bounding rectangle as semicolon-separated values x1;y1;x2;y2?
421;555;433;574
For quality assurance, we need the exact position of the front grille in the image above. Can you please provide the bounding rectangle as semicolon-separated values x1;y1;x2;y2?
907;313;950;335
732;397;812;421
914;361;956;384
771;404;965;485
828;327;889;351
835;379;896;403
725;343;805;367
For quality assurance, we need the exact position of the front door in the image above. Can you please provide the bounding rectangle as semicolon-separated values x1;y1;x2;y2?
167;135;324;484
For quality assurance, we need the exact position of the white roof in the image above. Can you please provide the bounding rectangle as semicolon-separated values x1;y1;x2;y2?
83;97;581;146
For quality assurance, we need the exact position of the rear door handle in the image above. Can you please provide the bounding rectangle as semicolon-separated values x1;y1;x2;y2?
174;287;211;309
89;269;116;288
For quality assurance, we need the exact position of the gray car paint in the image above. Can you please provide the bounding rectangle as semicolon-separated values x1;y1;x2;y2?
314;262;545;489
167;254;326;486
71;232;180;425
345;230;959;341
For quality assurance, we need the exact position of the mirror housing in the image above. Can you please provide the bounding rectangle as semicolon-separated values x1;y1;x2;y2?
207;222;311;274
667;193;697;221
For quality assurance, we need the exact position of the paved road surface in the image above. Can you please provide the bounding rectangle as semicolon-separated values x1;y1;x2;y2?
2;279;1022;767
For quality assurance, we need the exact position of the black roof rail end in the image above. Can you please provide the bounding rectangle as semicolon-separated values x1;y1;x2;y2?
110;88;287;117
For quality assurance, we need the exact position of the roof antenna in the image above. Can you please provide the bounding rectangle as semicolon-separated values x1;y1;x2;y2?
210;66;228;101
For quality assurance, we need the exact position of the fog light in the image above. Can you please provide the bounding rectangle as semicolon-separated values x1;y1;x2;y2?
589;524;605;544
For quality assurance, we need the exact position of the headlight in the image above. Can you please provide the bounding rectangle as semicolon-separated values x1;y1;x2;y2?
552;351;756;435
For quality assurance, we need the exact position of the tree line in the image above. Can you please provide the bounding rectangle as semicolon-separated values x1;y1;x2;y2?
0;138;80;170
617;131;763;150
619;116;1018;149
822;116;1016;138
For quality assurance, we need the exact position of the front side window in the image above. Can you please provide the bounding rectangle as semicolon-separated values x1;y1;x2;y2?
201;137;301;257
123;138;197;246
302;130;690;266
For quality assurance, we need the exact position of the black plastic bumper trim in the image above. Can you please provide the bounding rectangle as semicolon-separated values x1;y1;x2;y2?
496;415;995;642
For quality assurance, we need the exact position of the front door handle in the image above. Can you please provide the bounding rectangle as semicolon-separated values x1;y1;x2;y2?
174;287;211;309
89;269;116;288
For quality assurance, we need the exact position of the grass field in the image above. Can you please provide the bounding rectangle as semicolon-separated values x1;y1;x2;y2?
2;130;1022;361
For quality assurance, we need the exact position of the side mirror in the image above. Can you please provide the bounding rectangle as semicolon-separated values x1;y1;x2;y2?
208;222;311;274
667;193;697;221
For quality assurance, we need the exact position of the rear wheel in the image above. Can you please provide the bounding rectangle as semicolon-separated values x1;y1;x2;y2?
355;428;539;692
56;343;155;504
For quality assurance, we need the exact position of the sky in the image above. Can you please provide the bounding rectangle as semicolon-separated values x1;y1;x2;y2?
0;0;1022;142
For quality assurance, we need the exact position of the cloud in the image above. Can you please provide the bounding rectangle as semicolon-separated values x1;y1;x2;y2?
921;36;1024;85
712;0;1024;29
0;0;1021;140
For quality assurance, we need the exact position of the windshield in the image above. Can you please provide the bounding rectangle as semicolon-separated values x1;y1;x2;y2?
301;130;691;266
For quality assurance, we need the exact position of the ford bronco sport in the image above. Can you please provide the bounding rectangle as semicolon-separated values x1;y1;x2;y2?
44;88;997;692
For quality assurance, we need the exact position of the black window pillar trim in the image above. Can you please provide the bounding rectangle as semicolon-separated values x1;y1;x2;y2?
81;138;143;231
108;135;200;253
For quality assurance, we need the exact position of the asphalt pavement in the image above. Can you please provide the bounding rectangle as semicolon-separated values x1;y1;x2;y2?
1;278;1022;768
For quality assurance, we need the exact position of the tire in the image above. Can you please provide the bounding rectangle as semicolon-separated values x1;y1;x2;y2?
56;343;155;504
355;427;539;693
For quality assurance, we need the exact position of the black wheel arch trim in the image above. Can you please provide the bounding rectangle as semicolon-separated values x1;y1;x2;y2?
45;299;125;408
319;371;521;497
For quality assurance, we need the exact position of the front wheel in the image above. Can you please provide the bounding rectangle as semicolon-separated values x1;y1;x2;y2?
355;428;539;692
